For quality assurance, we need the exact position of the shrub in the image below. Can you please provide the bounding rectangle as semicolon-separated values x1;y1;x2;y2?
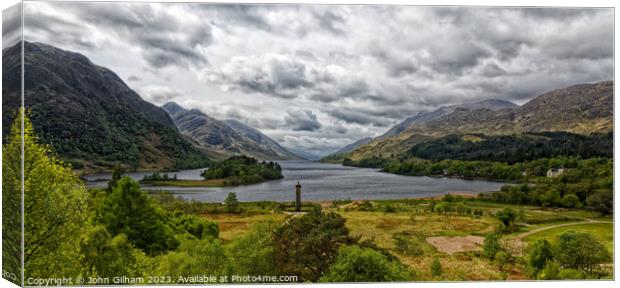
495;251;512;271
393;233;424;256
224;192;240;213
526;239;553;277
273;207;355;281
320;245;412;282
538;261;560;280
554;231;611;274
558;268;585;279
482;233;502;260
561;194;581;208
430;257;442;276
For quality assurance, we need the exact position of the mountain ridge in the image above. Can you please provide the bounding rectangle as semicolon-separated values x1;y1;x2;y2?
2;41;211;171
162;101;301;161
345;81;613;161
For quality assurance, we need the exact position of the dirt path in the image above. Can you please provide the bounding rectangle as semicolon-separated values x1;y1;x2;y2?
507;219;612;256
513;219;612;241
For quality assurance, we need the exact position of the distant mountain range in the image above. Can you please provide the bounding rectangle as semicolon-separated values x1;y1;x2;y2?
378;99;518;139
339;81;613;161
3;42;611;170
2;41;210;171
324;137;373;159
162;102;300;161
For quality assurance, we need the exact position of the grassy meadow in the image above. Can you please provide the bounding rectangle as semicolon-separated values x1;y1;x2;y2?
162;196;613;281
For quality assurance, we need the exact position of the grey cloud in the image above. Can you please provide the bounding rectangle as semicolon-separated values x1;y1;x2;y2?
25;2;211;69
2;4;21;49
21;3;614;155
481;63;507;78
205;53;373;101
137;86;182;104
328;109;392;127
127;75;142;82
313;9;347;35
284;110;322;131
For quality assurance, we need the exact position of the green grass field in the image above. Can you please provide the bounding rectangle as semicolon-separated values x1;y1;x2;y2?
523;222;614;253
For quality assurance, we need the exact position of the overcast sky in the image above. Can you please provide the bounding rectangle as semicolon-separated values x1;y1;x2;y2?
18;2;613;156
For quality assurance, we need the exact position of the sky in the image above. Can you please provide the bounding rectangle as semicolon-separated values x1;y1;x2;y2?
12;2;614;156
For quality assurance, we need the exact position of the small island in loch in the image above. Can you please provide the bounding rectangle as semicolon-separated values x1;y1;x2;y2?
141;155;284;187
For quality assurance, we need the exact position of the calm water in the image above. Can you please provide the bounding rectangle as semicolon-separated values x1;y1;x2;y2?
84;160;504;203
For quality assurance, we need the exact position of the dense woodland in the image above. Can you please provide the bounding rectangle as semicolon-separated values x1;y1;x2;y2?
201;155;283;185
343;132;613;214
408;132;612;163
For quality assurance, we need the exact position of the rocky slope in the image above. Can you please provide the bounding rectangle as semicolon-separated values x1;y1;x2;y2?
378;99;518;139
330;137;374;156
222;119;301;160
2;41;211;171
162;102;299;160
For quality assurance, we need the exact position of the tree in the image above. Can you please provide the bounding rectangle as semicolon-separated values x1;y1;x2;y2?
538;261;560;280
482;233;502;260
495;251;511;271
561;194;581;208
224;192;240;213
393;233;424;256
228;221;278;277
554;231;610;274
526;239;554;277
80;225;149;278
539;189;561;207
155;238;233;281
2;111;23;283
172;213;219;240
495;208;517;232
320;245;412;282
273;207;355;281
430;257;443;276
98;176;179;255
586;190;613;214
6;113;89;279
107;164;126;191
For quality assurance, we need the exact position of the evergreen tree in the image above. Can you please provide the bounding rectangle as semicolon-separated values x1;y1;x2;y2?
98;176;179;255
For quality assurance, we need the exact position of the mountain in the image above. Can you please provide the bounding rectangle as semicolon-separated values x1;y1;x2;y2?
1;41;211;171
378;99;518;139
285;147;323;161
330;137;373;156
347;81;613;160
222;119;301;160
162;102;299;160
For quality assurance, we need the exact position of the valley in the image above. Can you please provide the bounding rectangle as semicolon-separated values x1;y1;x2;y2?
2;39;613;283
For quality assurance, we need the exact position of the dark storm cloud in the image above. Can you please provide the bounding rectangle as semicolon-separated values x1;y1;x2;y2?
24;2;211;69
284;110;322;131
206;53;374;101
24;11;97;50
328;109;392;127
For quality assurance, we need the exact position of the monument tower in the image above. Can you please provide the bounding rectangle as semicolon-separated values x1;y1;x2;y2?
295;182;302;212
